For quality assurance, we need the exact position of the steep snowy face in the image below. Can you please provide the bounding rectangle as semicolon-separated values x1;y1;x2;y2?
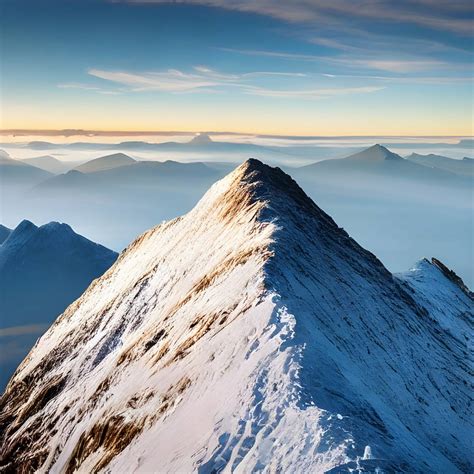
0;160;472;473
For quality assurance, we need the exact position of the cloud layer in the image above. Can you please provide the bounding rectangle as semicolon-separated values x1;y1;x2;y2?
83;66;385;99
121;0;473;35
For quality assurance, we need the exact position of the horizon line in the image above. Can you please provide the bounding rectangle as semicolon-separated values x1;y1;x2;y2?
1;129;472;141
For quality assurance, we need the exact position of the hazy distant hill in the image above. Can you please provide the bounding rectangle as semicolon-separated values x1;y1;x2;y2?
37;160;225;192
22;160;229;250
74;152;136;173
19;137;359;166
406;153;474;177
20;155;71;174
0;150;52;190
296;144;471;187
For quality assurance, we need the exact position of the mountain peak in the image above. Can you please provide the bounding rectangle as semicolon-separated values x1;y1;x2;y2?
1;161;470;473
74;153;135;173
189;132;213;145
233;158;322;214
6;219;37;242
198;158;333;235
346;144;402;162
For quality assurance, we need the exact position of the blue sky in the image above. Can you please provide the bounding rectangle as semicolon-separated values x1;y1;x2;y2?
1;0;473;135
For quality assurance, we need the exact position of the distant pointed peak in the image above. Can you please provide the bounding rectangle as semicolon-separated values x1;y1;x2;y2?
16;219;37;232
347;144;402;162
100;152;135;160
2;220;38;246
189;133;213;145
40;221;73;233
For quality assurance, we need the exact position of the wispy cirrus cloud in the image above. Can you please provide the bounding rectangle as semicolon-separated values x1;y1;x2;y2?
58;82;122;95
219;47;473;80
87;66;307;93
119;0;474;35
245;86;384;99
219;48;457;74
86;66;384;99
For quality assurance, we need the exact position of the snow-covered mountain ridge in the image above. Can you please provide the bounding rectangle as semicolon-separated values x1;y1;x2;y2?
0;160;471;473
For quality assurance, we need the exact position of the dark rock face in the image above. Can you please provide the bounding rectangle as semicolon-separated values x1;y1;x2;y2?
431;257;473;298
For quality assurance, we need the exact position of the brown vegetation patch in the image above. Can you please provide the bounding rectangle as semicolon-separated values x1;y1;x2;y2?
151;341;170;365
0;414;50;472
169;312;220;364
88;377;112;409
65;415;144;474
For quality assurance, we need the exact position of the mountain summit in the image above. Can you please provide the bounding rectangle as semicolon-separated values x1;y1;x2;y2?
0;160;471;472
74;153;136;173
346;144;402;162
189;132;213;145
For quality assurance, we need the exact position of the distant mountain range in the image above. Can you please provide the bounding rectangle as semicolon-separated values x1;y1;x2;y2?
2;144;472;286
19;155;72;174
35;159;227;193
8;134;359;166
0;150;53;191
292;144;472;195
289;144;473;287
0;220;117;390
406;152;474;176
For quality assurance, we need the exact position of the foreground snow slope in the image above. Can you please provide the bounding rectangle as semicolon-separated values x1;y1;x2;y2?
0;160;472;473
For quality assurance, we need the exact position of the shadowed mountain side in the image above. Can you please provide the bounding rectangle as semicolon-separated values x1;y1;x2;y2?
0;220;117;390
0;225;11;244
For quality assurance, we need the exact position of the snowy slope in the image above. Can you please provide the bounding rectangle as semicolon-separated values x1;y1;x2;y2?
0;160;472;473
